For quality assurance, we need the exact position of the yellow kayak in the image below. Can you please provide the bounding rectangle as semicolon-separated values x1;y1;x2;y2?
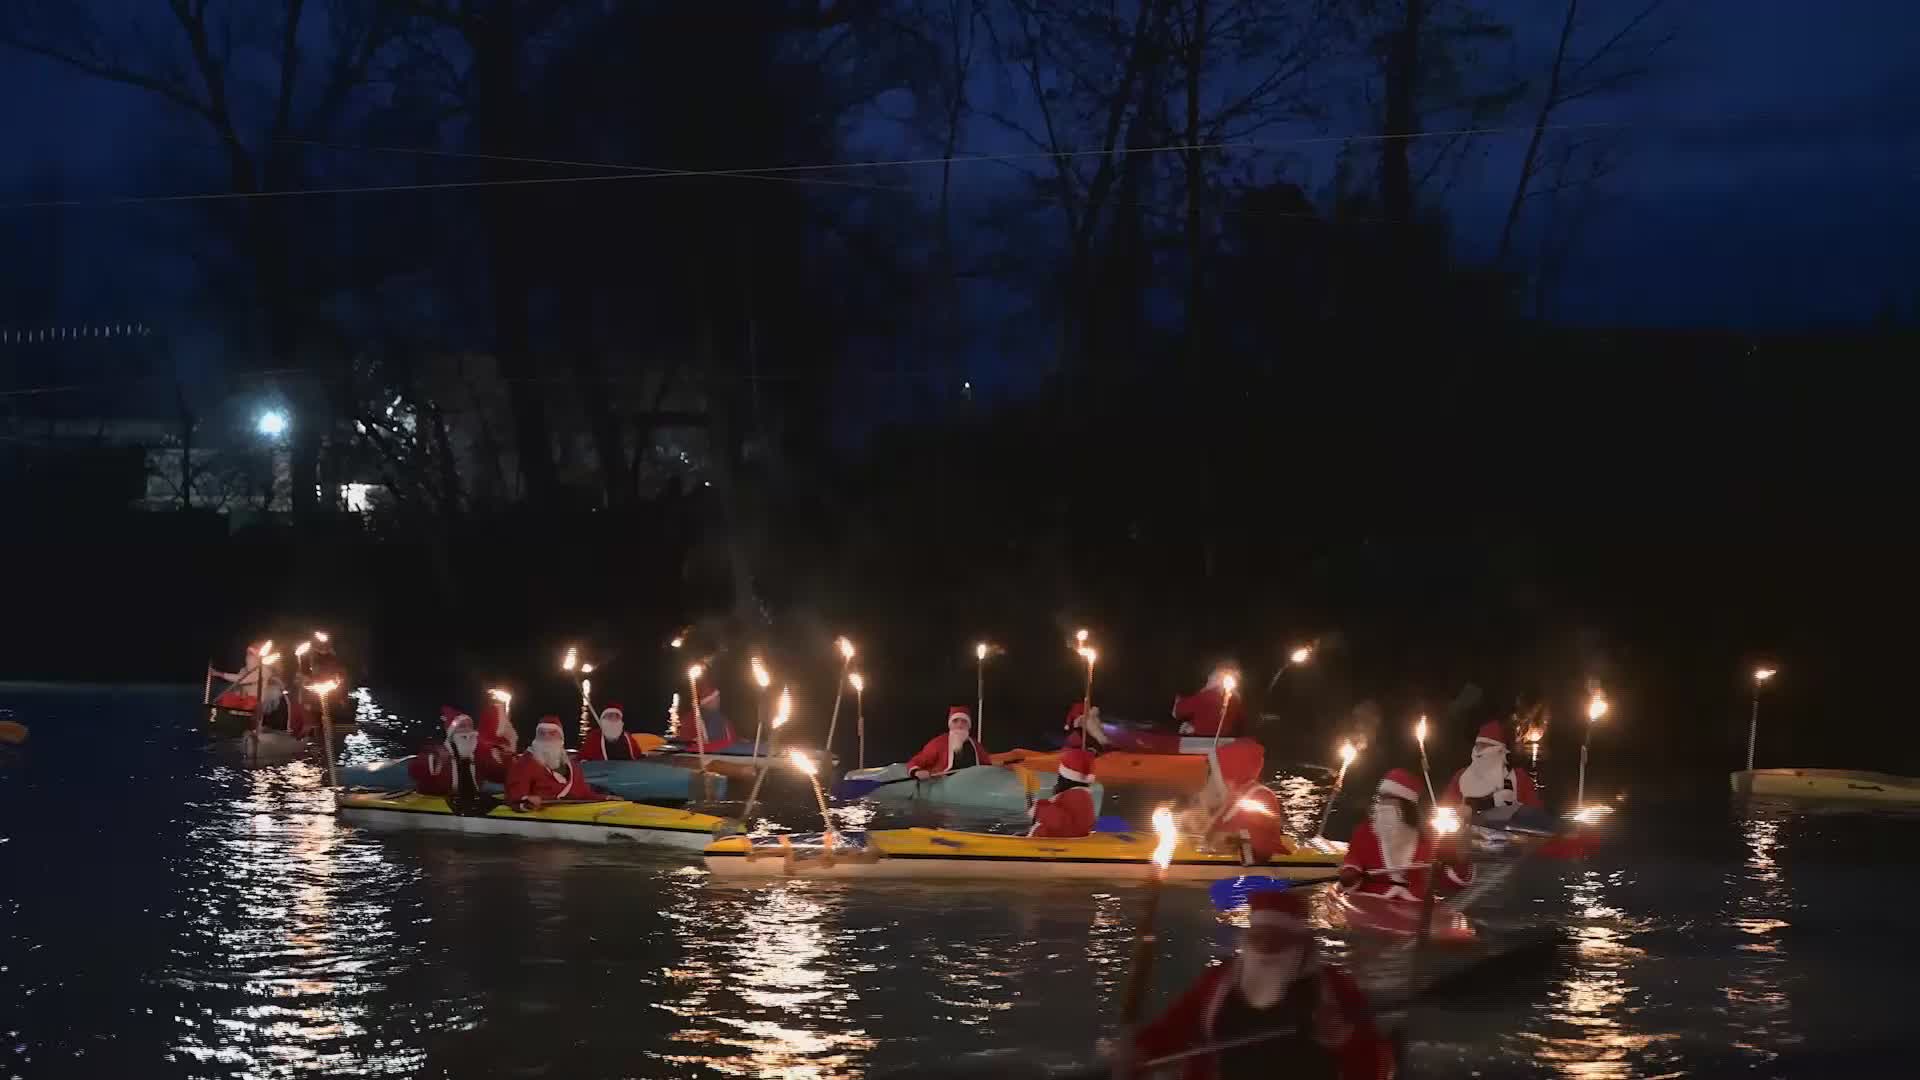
703;827;1344;881
335;791;726;851
1731;768;1920;804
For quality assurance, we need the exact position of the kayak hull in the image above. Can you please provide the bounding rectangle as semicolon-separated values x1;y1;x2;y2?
337;756;726;802
995;748;1212;791
1333;890;1477;944
657;749;832;784
843;763;1104;815
1731;768;1920;804
336;792;723;851
703;828;1342;882
209;706;358;739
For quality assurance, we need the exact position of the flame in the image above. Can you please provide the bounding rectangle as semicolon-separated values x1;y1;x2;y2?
788;748;818;777
837;636;856;661
1339;741;1357;767
1570;805;1614;824
1078;646;1098;665
1587;694;1609;722
1525;726;1544;744
258;640;274;656
1753;667;1776;684
687;663;704;682
580;662;595;675
1431;806;1461;835
849;672;865;693
562;647;578;672
1075;629;1089;645
1289;645;1313;665
669;635;685;649
1235;797;1275;816
260;652;281;666
1415;715;1428;743
1220;671;1238;695
295;641;312;658
1150;805;1177;870
975;642;989;661
309;679;339;696
774;687;793;728
312;631;329;644
581;678;592;697
487;687;512;704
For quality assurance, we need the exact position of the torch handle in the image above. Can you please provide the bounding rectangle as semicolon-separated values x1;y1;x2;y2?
1117;883;1164;1025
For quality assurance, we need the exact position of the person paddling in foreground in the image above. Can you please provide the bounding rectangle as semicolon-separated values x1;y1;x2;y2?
581;703;650;761
1172;669;1243;737
1188;739;1291;862
1440;721;1541;815
1028;749;1098;838
1341;768;1471;900
505;719;603;811
474;702;517;784
409;713;488;810
1133;889;1392;1080
908;707;991;780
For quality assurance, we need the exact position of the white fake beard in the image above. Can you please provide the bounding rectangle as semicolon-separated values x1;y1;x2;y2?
531;741;566;771
1459;745;1507;799
598;717;624;741
449;732;478;759
1239;948;1304;1010
948;728;968;754
1373;807;1417;869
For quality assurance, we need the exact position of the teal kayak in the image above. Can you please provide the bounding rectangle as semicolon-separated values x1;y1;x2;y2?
337;756;725;801
840;763;1104;815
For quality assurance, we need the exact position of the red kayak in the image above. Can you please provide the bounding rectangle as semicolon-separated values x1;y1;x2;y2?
1334;890;1477;944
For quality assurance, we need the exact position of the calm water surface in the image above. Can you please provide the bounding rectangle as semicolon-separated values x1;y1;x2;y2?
2;686;1912;1078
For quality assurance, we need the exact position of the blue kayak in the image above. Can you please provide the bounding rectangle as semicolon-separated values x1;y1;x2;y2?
336;756;725;802
839;763;1104;815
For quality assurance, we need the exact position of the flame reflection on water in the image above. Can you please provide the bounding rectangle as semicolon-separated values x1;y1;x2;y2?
1723;809;1798;1060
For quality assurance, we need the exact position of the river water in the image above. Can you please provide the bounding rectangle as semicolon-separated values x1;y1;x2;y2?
2;685;1911;1079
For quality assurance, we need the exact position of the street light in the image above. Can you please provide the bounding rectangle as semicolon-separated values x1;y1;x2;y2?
256;410;288;438
1747;666;1777;771
1267;642;1315;693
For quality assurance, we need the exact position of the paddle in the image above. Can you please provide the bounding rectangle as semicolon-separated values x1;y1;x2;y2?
1208;873;1340;910
1093;815;1133;834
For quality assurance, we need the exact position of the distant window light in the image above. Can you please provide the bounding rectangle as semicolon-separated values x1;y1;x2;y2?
341;483;374;513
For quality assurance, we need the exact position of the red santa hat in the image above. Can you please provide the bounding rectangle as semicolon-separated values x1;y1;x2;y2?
534;718;565;741
444;713;475;737
1213;739;1267;788
1247;888;1311;936
1377;768;1422;803
600;703;625;722
1475;721;1507;748
1057;748;1096;785
947;707;972;727
1065;700;1088;726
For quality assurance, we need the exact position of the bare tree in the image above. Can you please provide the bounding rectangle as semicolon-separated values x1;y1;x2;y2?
1;0;401;517
1495;0;1671;264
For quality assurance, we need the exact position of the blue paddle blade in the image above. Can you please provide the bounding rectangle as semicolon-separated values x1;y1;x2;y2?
1208;875;1295;911
1093;815;1133;834
831;778;885;800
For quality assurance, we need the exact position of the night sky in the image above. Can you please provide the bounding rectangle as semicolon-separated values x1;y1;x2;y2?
4;0;1916;334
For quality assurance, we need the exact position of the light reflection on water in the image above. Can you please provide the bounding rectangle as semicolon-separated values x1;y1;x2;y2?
1721;807;1799;1061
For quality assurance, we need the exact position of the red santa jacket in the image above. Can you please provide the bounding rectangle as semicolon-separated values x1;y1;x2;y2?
1207;784;1292;862
409;745;482;796
1342;821;1471;901
1174;686;1244;737
581;730;651;761
1440;764;1541;810
906;732;991;776
1028;785;1097;838
1134;958;1392;1080
504;752;601;808
475;704;516;783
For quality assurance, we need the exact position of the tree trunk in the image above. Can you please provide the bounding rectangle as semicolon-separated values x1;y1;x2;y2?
1184;0;1206;363
1380;0;1423;309
1497;0;1578;265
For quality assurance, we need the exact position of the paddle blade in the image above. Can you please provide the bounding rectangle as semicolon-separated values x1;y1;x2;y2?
1209;875;1293;911
831;778;886;801
1535;834;1604;860
1093;815;1133;834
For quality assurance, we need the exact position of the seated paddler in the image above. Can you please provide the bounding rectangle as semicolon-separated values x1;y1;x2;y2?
505;718;603;811
907;707;991;780
409;712;486;806
1186;739;1290;863
581;703;651;760
1027;749;1097;838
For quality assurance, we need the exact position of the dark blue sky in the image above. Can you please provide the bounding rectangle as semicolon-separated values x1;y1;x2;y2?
4;0;1916;331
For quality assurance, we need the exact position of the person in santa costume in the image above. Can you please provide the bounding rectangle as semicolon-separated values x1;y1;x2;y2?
212;644;284;718
581;703;650;761
1189;739;1291;863
1028;749;1098;837
1440;721;1541;814
673;675;736;753
1172;669;1244;737
474;701;518;784
505;718;603;811
1062;701;1111;752
907;707;992;779
1133;888;1391;1080
1341;768;1471;900
408;713;488;809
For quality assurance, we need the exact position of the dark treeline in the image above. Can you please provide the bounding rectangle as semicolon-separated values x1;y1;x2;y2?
4;3;1911;778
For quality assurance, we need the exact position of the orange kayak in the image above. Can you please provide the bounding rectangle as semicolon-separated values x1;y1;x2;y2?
994;747;1213;791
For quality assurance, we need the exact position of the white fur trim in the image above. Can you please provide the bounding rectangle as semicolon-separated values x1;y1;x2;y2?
1377;776;1420;802
1057;764;1092;784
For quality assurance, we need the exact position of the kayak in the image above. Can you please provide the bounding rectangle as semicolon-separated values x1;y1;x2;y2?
994;747;1216;792
1731;767;1920;805
656;746;834;783
840;763;1105;815
1333;890;1477;944
335;791;725;850
337;756;727;801
703;828;1344;881
208;706;358;739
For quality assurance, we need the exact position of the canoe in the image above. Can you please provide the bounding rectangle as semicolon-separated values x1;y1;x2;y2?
335;791;725;850
1731;767;1920;804
994;748;1215;791
337;755;726;801
1333;890;1477;944
703;828;1344;881
841;763;1105;815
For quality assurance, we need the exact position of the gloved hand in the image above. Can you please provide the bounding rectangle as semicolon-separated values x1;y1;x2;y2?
1338;865;1362;889
912;768;931;781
